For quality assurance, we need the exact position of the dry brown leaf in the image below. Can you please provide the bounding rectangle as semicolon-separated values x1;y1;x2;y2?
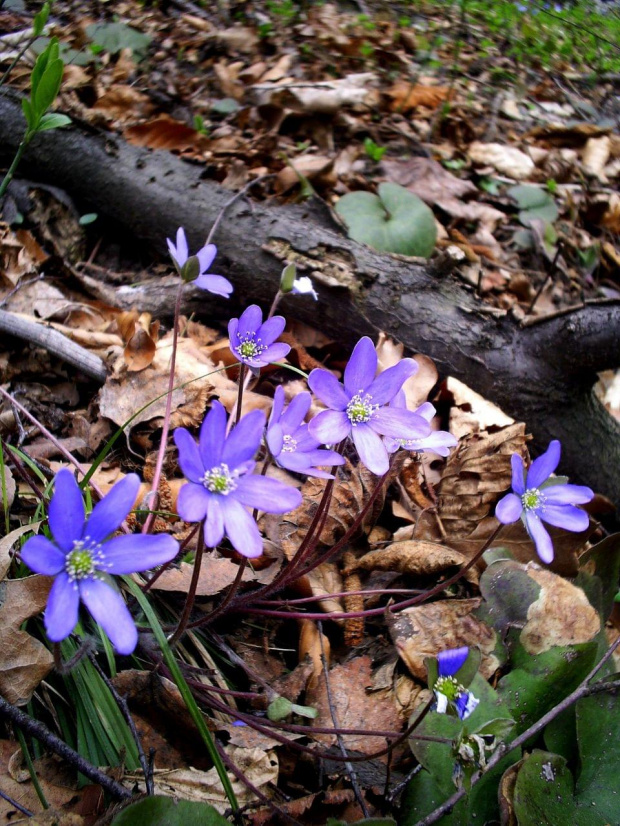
447;376;515;439
92;85;154;121
151;546;283;595
254;73;378;115
275;155;335;194
309;655;404;752
376;333;439;410
469;142;535;180
117;311;160;372
387;81;449;113
356;540;467;577
0;522;39;580
436;423;527;538
381;156;477;204
389;598;499;681
0;225;44;286
0;575;53;705
520;567;600;654
125;116;205;152
298;618;329;691
582;135;611;179
526;122;610;147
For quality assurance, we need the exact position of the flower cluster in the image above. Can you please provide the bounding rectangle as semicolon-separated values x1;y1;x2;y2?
433;647;479;721
495;440;593;563
21;470;179;654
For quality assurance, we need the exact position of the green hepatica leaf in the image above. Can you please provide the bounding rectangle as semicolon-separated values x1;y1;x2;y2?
335;182;436;257
86;22;151;59
110;797;231;826
37;113;71;132
476;559;541;635
512;751;604;825
508;184;558;226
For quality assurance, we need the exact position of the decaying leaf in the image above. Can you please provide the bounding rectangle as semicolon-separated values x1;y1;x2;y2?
299;618;330;691
117;310;160;372
387;81;450;113
125;116;207;152
355;540;467;577
0;575;53;705
309;656;404;752
381;156;477;205
468;142;535;180
389;598;499;681
92;85;154;121
520;567;600;654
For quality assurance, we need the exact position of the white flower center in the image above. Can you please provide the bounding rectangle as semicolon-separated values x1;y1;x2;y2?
235;333;267;362
346;392;378;425
282;434;297;453
435;675;464;702
521;487;545;511
201;463;238;495
65;538;106;582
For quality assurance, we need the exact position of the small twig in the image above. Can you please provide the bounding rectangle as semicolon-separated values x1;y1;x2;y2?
88;654;154;796
0;786;33;816
53;639;94;674
526;241;564;316
318;620;369;817
0;695;132;801
414;635;620;826
187;557;247;629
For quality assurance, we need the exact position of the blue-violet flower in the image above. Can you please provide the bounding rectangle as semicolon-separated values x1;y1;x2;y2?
167;227;233;297
384;393;457;457
307;337;431;476
228;305;291;374
20;469;179;654
174;401;302;557
495;440;593;564
267;386;345;479
434;647;479;720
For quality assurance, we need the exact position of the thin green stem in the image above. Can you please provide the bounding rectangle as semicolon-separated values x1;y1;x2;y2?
16;728;49;810
0;137;28;200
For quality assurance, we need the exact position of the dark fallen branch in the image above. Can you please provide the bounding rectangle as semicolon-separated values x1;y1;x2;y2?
0;694;132;800
0;91;619;506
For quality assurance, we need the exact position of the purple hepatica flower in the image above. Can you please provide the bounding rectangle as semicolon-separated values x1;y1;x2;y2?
174;401;302;557
384;393;457;458
228;304;291;375
307;337;431;476
20;469;179;654
267;386;346;479
495;440;593;564
434;647;479;721
167;227;233;298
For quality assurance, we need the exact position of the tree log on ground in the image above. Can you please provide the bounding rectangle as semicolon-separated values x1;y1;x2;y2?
1;92;619;507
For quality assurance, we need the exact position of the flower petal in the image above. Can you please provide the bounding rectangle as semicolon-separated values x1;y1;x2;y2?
267;422;284;457
174;428;205;482
544;484;594;506
87;474;140;544
222;408;265;469
540;504;589;533
415;431;458;457
370;408;431;439
344;337;377;395
234;476;302;513
280;392;311;432
307;369;349;411
258;342;290;365
277;451;336;479
456;691;479;720
308;410;350;444
527;440;561;489
236;304;263;341
269;386;286;427
199;401;226;469
495;492;523;524
102;534;179;574
258;315;286;347
44;573;79;642
414;401;436;422
20;535;66;575
175;227;188;265
196;243;217;274
511;453;526;495
352;424;389;475
48;469;84;552
525;512;554;564
366;359;418;406
177;482;211;523
437;646;469;677
79;578;137;655
204;497;224;549
220;497;264;558
194;274;233;297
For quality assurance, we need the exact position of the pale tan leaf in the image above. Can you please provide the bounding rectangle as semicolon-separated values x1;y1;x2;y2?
468;142;535;180
356;540;467;577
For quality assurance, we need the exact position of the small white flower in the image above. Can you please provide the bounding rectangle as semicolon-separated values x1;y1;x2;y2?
292;277;318;300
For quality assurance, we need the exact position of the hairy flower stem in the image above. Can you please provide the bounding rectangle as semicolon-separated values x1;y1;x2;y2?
192;557;247;627
235;363;247;426
142;280;184;535
141;523;200;594
168;526;206;647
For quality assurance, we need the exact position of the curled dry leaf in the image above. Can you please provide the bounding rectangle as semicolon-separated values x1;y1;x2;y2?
274;155;335;194
468;142;535;180
0;575;53;705
386;81;450;113
448;376;515;439
125;116;207;152
298;618;330;692
355;540;467;577
376;332;438;410
117;310;160;372
309;655;404;752
389;598;499;681
581;135;611;179
92;85;154;121
436;422;527;538
519;567;600;655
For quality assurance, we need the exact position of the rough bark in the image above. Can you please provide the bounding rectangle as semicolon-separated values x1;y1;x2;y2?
1;92;619;507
